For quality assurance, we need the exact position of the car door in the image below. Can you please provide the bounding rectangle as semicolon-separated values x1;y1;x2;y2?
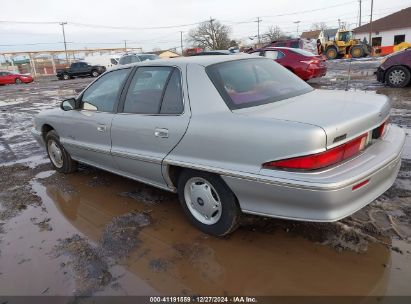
59;68;131;170
111;66;190;189
0;72;5;84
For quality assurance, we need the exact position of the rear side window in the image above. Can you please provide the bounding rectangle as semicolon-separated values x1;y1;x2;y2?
290;48;316;56
160;69;183;114
206;58;312;110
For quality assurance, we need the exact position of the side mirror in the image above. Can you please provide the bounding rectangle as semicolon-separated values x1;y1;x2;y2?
60;98;78;111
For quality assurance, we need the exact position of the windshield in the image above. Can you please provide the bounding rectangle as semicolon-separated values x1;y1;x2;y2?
139;54;160;61
206;58;313;110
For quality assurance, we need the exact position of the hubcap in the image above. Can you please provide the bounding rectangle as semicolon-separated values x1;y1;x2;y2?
47;140;64;168
92;71;98;77
63;74;69;80
328;49;336;58
184;177;222;225
389;70;406;85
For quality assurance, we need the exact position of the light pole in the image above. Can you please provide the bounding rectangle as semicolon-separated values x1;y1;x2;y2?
294;21;301;37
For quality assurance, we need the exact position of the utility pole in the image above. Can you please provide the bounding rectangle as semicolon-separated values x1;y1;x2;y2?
369;0;374;45
123;40;128;52
294;21;301;37
256;17;262;45
358;0;362;27
180;31;184;55
59;22;68;66
338;18;341;29
209;17;216;49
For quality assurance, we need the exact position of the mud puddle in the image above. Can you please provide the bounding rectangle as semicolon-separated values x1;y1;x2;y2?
1;164;411;296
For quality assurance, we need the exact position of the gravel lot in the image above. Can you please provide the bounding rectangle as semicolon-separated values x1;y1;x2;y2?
0;60;411;297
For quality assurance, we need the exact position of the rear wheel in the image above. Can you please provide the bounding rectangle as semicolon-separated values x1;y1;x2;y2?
15;78;22;84
325;47;338;60
177;169;240;236
385;66;411;88
350;45;365;58
45;130;77;173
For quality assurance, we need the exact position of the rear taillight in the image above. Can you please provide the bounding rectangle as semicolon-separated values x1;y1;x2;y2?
262;133;368;171
372;120;388;139
300;60;319;65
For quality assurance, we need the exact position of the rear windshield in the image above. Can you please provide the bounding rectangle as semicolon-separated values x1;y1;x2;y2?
206;58;312;109
290;48;316;56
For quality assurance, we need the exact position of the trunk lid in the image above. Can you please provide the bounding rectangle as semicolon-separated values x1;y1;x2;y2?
234;89;390;148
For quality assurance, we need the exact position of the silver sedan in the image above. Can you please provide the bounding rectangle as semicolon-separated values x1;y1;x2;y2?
32;55;405;236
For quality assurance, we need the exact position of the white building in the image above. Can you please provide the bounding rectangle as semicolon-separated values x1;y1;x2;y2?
353;7;411;47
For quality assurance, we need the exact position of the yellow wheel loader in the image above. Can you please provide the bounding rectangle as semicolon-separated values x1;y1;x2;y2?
323;30;371;60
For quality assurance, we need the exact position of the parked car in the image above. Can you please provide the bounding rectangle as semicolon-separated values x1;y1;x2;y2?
188;50;238;56
0;71;33;85
250;47;327;80
376;47;411;87
32;56;405;236
56;62;106;80
118;53;160;65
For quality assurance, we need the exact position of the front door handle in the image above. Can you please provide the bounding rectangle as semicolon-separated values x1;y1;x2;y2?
154;128;169;138
97;125;106;132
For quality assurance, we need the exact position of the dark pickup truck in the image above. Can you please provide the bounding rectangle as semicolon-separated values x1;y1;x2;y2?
56;62;106;80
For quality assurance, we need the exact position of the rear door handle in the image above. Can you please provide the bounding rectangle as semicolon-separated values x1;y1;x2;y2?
97;125;106;132
154;128;169;138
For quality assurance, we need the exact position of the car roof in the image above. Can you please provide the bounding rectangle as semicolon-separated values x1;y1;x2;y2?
112;53;257;70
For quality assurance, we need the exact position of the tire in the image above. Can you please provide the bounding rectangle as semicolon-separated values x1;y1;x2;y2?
350;45;365;58
63;73;70;80
325;47;338;60
385;66;411;88
15;78;22;84
45;130;77;173
177;169;240;236
91;70;99;77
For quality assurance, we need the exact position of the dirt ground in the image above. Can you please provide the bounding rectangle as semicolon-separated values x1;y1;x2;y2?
0;60;411;298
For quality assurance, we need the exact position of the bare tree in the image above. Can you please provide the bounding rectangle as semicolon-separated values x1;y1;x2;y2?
187;19;231;50
262;26;284;42
310;22;328;31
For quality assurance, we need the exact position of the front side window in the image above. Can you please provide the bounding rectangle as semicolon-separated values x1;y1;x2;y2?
206;58;312;110
81;68;130;112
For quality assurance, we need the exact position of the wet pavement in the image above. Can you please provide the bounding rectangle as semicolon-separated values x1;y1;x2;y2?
0;61;411;298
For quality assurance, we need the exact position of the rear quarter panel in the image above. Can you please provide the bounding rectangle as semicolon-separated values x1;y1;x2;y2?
164;63;327;176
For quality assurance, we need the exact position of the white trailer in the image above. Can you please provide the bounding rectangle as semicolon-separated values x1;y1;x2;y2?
83;54;121;70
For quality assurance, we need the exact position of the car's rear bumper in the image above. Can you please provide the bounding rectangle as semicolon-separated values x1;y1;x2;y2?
222;124;405;222
304;66;327;80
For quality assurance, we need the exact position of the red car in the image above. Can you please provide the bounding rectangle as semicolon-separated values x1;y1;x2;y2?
0;71;33;85
250;47;327;81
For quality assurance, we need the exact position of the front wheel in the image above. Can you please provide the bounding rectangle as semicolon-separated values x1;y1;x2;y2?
45;130;77;173
15;78;22;84
325;47;338;60
178;170;240;236
91;70;99;77
63;73;70;80
385;66;411;88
